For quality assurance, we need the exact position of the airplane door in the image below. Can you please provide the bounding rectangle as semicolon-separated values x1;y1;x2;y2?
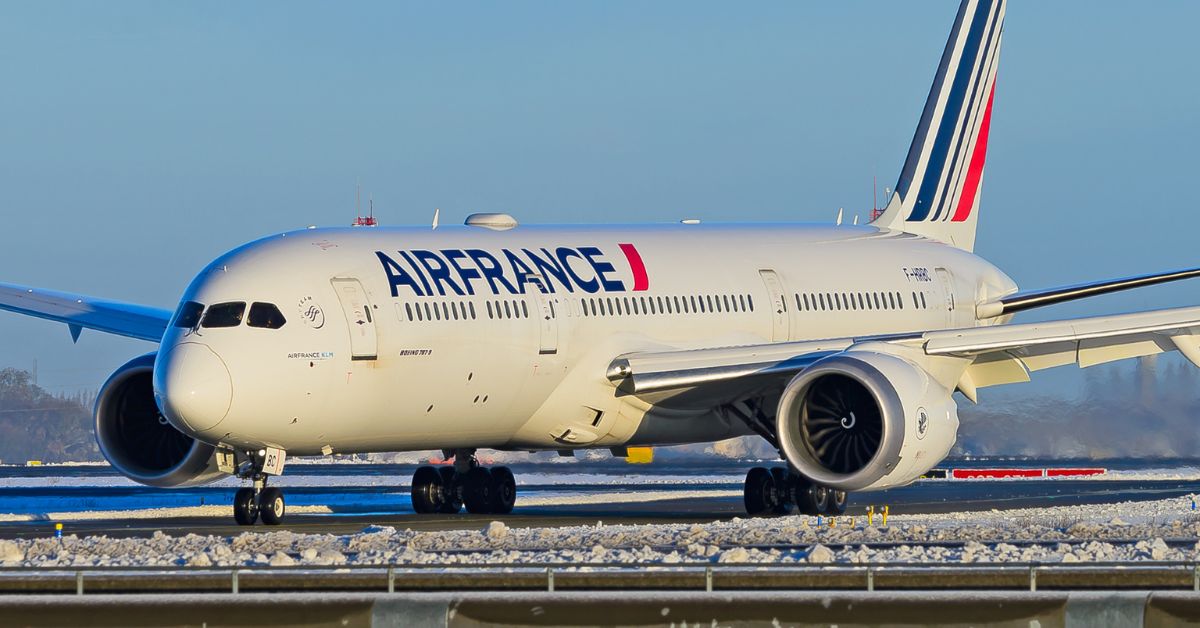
331;277;378;361
525;276;558;355
758;269;790;341
935;267;959;324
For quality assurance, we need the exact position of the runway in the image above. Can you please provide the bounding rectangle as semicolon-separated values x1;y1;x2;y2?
0;460;1195;538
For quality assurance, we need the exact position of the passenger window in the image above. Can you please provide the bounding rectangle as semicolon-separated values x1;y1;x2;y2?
247;302;287;329
201;302;246;328
746;294;754;312
173;301;204;328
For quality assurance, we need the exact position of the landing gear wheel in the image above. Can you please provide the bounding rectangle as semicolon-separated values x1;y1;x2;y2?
743;467;777;516
463;467;495;514
793;477;830;516
259;487;286;525
490;466;517;514
823;489;848;515
770;467;794;515
233;487;259;525
437;467;463;514
411;465;444;514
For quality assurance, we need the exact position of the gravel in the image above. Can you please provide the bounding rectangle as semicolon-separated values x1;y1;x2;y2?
1;494;1199;568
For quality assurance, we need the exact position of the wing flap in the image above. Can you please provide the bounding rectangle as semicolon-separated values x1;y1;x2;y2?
925;306;1200;356
608;339;853;395
0;282;171;343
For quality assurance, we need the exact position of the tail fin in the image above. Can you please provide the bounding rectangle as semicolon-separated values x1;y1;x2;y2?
871;0;1005;252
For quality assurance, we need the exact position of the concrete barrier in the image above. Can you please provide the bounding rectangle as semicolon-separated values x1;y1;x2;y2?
3;591;1200;627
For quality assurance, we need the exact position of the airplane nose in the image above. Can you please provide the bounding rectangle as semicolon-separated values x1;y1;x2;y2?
154;342;232;434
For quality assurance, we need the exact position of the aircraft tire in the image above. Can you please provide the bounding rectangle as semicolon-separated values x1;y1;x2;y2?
490;466;517;514
824;489;848;515
770;467;794;515
259;487;285;525
463;467;495;514
233;487;259;525
437;467;463;514
411;465;443;514
742;467;776;515
793;476;830;516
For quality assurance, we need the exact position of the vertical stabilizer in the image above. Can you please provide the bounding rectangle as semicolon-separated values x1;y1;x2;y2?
871;0;1005;252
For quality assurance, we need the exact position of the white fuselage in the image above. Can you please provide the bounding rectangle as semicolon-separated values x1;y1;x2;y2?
154;221;1016;457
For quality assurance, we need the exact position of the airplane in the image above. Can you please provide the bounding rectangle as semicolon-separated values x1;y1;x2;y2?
3;0;1200;525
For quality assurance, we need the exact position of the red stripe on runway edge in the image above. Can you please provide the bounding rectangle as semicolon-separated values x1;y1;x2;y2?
1046;468;1106;477
950;81;996;222
951;468;1042;479
948;467;1108;479
619;243;649;291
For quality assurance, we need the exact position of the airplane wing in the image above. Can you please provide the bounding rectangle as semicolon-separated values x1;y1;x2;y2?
607;306;1200;404
0;282;171;343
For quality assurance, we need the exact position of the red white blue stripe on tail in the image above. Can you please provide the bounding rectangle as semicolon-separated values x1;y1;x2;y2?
871;0;1005;252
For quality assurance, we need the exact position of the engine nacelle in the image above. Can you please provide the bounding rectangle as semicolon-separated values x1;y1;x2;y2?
777;350;959;491
94;353;225;488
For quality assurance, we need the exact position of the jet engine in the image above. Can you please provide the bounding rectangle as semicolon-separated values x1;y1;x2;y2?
94;353;225;488
776;350;959;491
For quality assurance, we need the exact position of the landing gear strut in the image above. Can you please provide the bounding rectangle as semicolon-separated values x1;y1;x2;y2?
230;449;287;526
411;450;517;515
743;466;847;516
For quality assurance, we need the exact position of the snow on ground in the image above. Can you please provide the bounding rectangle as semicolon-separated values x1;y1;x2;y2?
2;495;1200;568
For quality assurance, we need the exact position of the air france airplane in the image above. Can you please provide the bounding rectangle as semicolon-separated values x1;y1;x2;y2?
4;0;1200;525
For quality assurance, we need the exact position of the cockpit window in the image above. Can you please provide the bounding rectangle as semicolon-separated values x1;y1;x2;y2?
201;302;246;328
247;302;287;329
172;301;205;328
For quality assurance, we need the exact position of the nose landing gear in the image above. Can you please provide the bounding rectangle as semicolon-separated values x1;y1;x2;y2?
411;449;517;515
743;466;848;516
232;477;286;525
225;447;287;526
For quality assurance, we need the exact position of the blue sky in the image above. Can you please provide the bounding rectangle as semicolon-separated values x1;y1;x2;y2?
0;1;1198;393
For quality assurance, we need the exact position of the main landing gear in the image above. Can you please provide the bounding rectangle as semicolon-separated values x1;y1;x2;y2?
743;466;847;517
411;450;517;515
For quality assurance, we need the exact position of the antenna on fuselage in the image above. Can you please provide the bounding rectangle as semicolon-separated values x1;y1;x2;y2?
351;182;377;227
432;208;440;230
836;207;844;226
853;214;859;225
